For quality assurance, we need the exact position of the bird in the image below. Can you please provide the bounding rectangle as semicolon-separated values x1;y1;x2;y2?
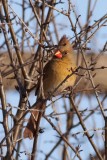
23;35;77;139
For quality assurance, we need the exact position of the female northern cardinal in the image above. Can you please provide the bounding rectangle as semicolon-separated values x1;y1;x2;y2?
23;36;77;139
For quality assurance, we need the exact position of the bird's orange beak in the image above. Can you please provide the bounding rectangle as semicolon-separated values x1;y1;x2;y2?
54;50;62;58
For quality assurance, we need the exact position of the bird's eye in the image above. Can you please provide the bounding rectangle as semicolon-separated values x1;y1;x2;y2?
64;52;67;55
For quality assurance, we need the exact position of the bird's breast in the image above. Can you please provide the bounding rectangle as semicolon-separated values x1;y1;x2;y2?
43;59;76;97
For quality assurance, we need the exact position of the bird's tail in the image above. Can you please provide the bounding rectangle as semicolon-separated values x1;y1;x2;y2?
23;100;46;139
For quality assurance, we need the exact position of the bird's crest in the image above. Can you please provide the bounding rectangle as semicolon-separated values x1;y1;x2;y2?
58;35;71;47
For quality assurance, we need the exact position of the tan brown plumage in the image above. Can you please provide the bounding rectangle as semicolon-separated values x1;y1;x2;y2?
23;36;77;139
